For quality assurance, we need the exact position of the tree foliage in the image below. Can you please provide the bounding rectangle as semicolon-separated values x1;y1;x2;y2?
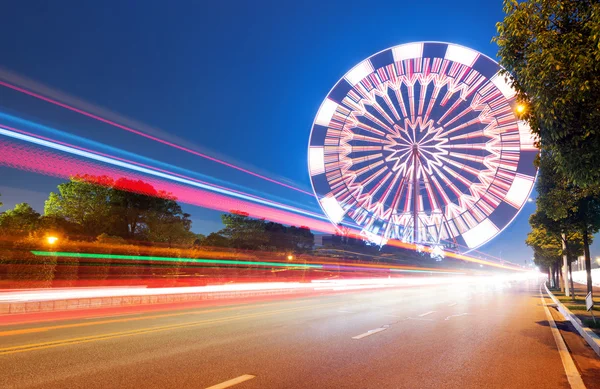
0;203;41;236
200;211;315;253
44;175;193;243
494;0;600;186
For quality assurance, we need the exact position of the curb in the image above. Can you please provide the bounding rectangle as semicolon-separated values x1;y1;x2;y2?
544;282;600;357
0;288;302;315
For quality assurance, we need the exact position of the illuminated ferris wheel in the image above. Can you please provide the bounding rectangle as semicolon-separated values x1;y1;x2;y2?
308;42;537;253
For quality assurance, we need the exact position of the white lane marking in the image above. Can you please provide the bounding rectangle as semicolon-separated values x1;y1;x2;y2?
352;326;389;340
540;284;586;389
407;317;433;322
448;303;457;307
444;313;471;321
418;311;435;317
205;374;256;389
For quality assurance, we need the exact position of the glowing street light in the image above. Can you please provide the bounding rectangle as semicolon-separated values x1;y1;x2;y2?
46;236;59;245
287;255;294;261
516;103;526;114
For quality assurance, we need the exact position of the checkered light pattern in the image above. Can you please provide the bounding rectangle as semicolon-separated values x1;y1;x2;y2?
308;42;537;252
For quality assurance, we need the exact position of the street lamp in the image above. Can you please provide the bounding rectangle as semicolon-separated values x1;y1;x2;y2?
287;255;294;261
46;236;59;245
516;104;526;114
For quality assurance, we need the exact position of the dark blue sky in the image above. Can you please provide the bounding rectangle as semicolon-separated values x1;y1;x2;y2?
0;0;576;263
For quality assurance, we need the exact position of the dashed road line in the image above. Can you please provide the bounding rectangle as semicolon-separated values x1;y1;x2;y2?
205;374;256;389
352;325;389;340
418;311;435;317
444;313;471;321
448;303;457;307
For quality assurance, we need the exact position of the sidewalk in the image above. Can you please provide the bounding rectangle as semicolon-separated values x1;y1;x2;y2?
552;282;600;334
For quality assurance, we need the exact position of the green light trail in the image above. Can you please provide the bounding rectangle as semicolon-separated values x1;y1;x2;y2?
31;251;322;269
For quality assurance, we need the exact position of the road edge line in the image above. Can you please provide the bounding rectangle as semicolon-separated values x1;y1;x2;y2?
544;283;600;357
540;283;586;389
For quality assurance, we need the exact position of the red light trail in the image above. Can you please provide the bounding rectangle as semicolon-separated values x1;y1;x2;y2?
0;134;524;271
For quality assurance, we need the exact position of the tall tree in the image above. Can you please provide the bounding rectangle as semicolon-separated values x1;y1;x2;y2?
494;0;600;186
536;153;599;296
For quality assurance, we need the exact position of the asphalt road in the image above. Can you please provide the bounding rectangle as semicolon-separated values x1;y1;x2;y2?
0;278;595;389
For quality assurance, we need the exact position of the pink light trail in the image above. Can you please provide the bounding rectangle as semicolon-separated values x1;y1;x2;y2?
0;80;314;196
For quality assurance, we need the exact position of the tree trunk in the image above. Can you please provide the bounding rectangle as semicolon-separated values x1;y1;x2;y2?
556;259;562;290
547;267;552;288
561;233;570;296
568;255;575;300
583;226;593;298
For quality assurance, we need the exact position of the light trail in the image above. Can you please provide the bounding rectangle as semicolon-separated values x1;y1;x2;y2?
0;129;523;270
0;79;314;196
0;76;521;266
30;251;462;275
0;111;303;206
0;125;327;222
0;272;540;303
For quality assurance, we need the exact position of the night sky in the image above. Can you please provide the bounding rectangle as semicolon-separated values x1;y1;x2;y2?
0;0;583;264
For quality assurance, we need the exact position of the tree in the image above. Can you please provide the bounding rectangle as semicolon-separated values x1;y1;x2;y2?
494;0;600;186
288;226;314;253
0;203;41;236
44;175;194;243
44;175;113;237
201;232;230;248
536;152;599;297
220;212;269;250
526;221;561;287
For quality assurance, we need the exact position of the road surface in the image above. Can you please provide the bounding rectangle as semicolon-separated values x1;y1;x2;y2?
0;278;597;388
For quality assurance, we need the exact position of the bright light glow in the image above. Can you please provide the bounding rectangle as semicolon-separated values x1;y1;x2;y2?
0;273;541;304
516;104;526;114
287;255;294;260
46;236;58;245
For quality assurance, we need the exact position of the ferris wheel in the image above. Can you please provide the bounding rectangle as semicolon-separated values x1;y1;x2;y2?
308;42;537;253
